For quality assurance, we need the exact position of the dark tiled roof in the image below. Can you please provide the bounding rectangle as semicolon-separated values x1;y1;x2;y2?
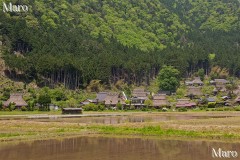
95;92;108;102
207;97;216;102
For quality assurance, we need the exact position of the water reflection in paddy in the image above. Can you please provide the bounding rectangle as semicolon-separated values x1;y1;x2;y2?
30;114;231;124
0;136;239;160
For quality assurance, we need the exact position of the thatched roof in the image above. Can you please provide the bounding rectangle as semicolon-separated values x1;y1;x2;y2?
176;99;196;108
215;84;227;92
132;88;150;100
192;77;203;85
153;94;166;100
104;93;122;105
214;79;229;84
94;92;125;105
3;93;27;107
187;87;203;96
152;94;169;107
153;99;169;107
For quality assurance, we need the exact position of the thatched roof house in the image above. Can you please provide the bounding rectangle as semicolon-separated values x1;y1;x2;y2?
215;83;227;92
93;92;126;106
132;88;150;100
187;87;203;97
176;99;196;108
185;77;203;86
214;79;229;84
152;94;169;108
104;92;126;106
3;93;27;108
192;77;204;86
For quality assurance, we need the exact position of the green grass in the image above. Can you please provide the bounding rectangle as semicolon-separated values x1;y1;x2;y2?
86;125;239;139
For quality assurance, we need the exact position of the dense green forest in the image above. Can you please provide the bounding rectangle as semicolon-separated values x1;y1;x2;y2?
0;0;239;89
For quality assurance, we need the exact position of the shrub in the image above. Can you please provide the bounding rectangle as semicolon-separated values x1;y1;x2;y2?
21;106;27;111
178;108;187;112
234;107;240;111
130;105;135;110
216;107;224;111
98;104;105;111
4;108;10;111
83;103;105;111
116;103;122;110
208;102;216;108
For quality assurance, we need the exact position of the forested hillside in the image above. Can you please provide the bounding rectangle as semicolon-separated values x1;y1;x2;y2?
0;0;239;89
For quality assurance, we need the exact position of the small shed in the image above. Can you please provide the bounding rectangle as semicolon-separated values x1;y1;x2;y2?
62;108;82;114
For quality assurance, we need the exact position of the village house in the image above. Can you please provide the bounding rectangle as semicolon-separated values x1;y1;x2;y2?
104;92;126;107
212;79;229;85
130;88;150;108
152;94;170;108
175;99;196;109
210;79;229;93
185;77;203;86
187;86;203;99
92;92;126;107
92;92;108;104
3;93;27;109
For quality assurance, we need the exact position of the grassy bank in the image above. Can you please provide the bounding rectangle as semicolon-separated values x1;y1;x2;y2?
1;113;240;142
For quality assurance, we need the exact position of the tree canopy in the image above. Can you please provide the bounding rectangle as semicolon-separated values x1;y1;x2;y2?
0;0;239;89
158;66;180;92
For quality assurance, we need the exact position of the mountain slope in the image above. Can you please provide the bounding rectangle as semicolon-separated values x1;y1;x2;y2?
0;0;239;88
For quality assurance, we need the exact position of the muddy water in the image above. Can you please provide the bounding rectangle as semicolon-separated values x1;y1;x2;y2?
0;136;239;160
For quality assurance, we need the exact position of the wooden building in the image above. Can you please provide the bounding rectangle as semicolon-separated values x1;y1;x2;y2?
175;99;196;109
152;94;170;108
3;93;27;109
130;88;150;108
185;77;203;86
187;86;203;98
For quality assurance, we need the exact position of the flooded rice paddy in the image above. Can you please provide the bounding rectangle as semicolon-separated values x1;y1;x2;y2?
0;136;239;160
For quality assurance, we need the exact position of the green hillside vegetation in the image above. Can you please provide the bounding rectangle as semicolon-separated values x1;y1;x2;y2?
0;0;239;89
